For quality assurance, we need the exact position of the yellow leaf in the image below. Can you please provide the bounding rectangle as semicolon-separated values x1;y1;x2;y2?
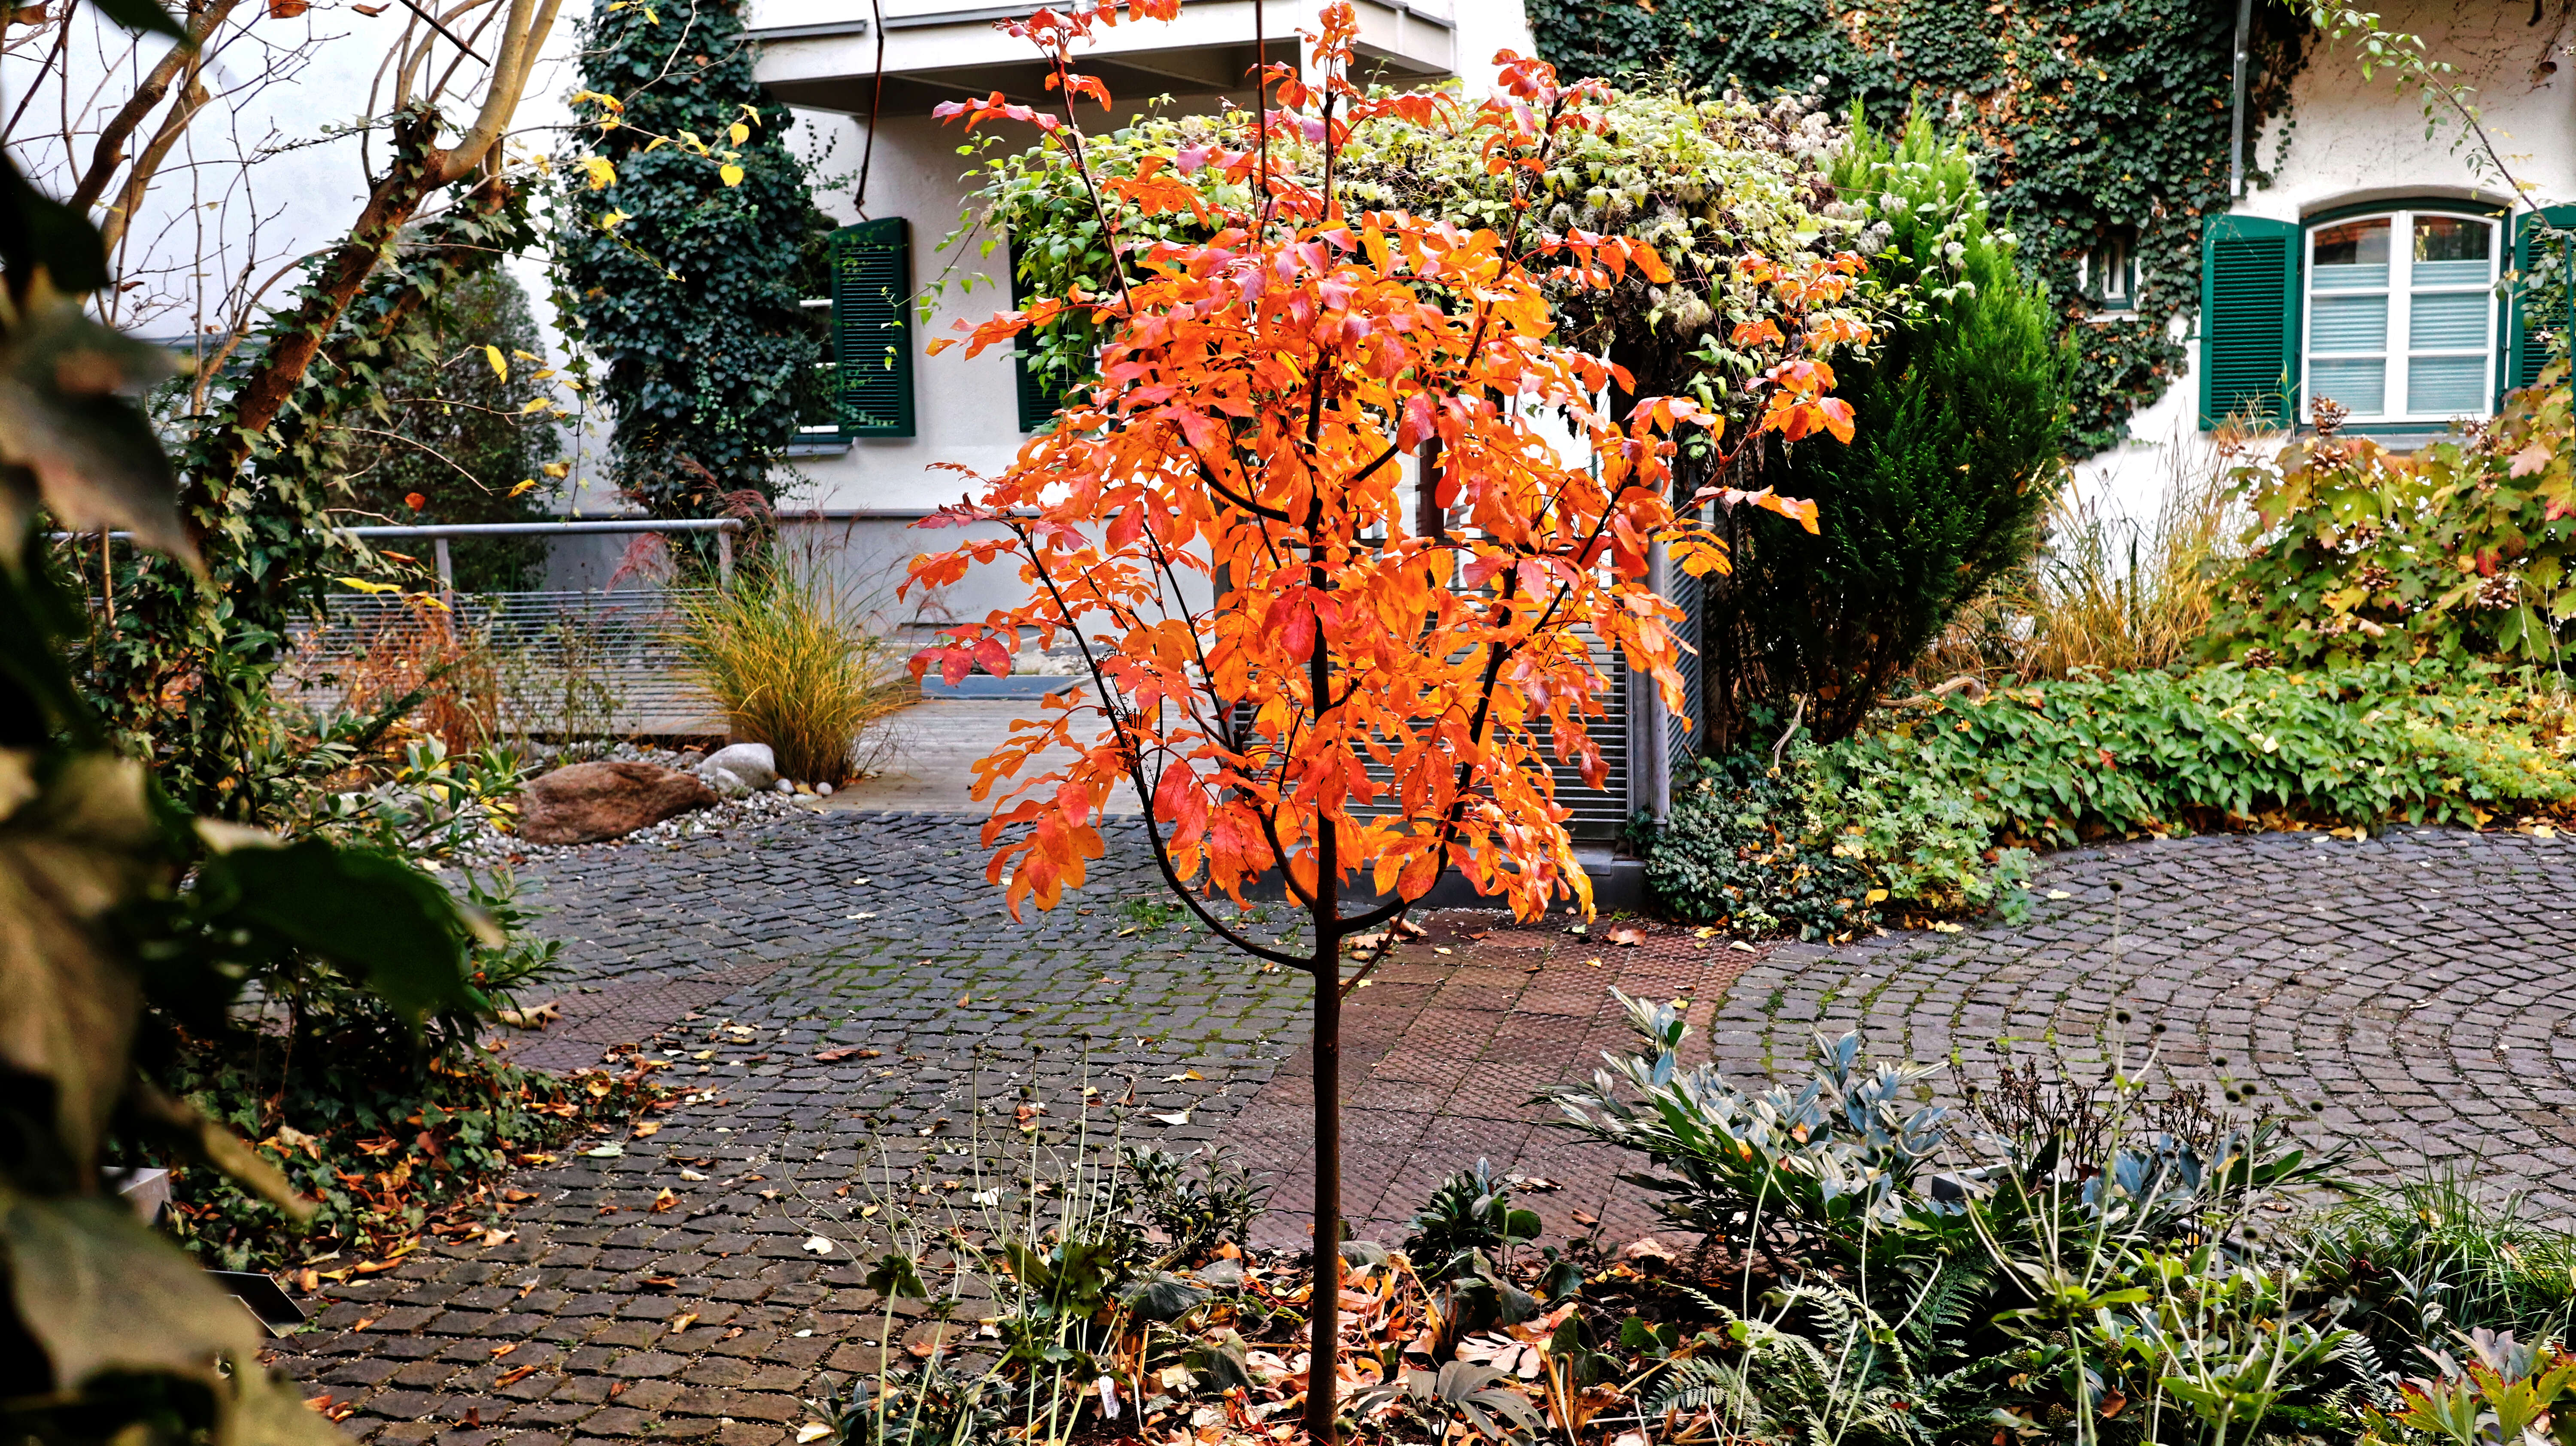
510;480;538;496
643;136;669;152
569;88;624;112
335;576;402;595
1865;888;1888;903
580;155;616;190
719;163;745;187
484;344;507;381
728;122;750;144
512;349;539;361
599;210;631;229
518;397;552;414
542;461;571;478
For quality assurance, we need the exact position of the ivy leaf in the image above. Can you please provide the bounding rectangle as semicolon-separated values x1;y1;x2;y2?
0;279;194;570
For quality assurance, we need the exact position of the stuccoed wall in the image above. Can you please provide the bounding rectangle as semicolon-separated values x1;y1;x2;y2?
2075;0;2575;521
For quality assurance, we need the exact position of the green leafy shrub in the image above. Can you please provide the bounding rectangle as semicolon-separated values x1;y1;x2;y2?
337;268;561;591
1646;753;1880;940
1832;661;2576;844
1645;748;2030;939
1704;111;2067;744
2205;366;2574;672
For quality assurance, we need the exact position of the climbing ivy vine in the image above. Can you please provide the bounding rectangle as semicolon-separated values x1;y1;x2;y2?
557;0;832;518
1529;0;2309;451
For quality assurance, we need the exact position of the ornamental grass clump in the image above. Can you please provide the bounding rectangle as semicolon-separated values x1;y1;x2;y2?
674;565;902;785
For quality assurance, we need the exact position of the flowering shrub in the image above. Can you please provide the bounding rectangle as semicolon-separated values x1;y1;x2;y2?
2204;365;2574;671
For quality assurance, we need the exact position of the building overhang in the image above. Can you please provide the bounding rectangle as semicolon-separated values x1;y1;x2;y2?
750;0;1456;115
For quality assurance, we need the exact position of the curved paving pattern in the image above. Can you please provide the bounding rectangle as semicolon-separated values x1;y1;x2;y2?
1707;826;2576;1218
264;816;2576;1446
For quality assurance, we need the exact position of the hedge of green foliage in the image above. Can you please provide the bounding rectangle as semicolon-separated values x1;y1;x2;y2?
1840;662;2576;845
1650;662;2574;934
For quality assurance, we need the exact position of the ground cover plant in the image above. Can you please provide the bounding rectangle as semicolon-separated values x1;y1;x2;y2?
1831;660;2576;847
905;4;1877;1436
826;991;2576;1446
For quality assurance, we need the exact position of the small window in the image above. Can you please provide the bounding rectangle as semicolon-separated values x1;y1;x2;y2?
2303;208;2497;425
2080;234;2136;312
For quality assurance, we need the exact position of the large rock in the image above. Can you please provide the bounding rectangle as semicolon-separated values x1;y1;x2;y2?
699;741;778;798
519;761;715;845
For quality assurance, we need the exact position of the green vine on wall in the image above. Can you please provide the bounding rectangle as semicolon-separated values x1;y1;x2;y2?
556;0;832;519
1529;0;2309;453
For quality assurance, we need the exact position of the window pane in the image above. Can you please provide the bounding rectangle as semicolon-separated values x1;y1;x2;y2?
2311;293;2388;351
2413;215;2491;262
2409;354;2486;414
2312;357;2386;415
2313;219;2391;289
2409;290;2488;350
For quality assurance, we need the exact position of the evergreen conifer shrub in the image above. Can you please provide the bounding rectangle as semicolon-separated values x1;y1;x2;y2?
1705;113;2067;743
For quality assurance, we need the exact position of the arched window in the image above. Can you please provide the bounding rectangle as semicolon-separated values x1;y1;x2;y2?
2196;199;2576;431
2304;207;2497;424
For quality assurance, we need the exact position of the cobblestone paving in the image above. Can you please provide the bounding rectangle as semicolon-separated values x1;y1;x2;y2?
265;815;2576;1446
272;811;1313;1446
1710;826;2576;1219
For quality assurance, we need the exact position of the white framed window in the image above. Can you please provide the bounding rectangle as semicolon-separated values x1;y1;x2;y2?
2303;208;2499;424
2080;234;2136;313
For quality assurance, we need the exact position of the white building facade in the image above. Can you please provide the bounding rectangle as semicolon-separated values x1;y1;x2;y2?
2075;0;2575;517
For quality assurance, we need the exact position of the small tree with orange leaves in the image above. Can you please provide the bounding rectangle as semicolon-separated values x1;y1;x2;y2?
906;4;1868;1436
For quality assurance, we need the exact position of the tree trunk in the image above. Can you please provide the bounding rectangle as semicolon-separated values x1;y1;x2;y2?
1305;876;1341;1446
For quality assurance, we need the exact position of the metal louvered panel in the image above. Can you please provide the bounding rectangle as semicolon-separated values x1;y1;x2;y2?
1665;567;1702;793
287;590;721;736
1218;632;1634;838
2200;215;2301;428
832;218;914;437
1528;628;1631;838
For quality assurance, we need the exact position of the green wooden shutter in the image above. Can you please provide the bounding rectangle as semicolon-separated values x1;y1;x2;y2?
2199;214;2303;429
2507;204;2576;399
1008;240;1066;433
830;218;914;437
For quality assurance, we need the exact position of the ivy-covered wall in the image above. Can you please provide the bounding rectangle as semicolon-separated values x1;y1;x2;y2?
1530;0;2307;453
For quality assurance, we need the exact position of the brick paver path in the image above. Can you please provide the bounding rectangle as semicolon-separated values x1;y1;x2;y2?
268;816;2576;1445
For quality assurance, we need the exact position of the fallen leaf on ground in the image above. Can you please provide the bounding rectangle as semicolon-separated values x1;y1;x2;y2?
1606;926;1646;945
493;1365;537;1388
796;1427;834;1444
669;1312;698;1336
632;1122;659;1137
641;1276;679;1290
1572;1210;1599;1227
479;1228;516;1247
814;1047;866;1061
495;1000;563;1030
679;1169;708;1182
802;1236;836;1255
650;1188;677;1213
1151;1112;1191;1126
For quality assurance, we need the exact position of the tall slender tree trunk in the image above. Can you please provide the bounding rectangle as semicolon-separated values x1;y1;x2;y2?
1306;865;1341;1446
